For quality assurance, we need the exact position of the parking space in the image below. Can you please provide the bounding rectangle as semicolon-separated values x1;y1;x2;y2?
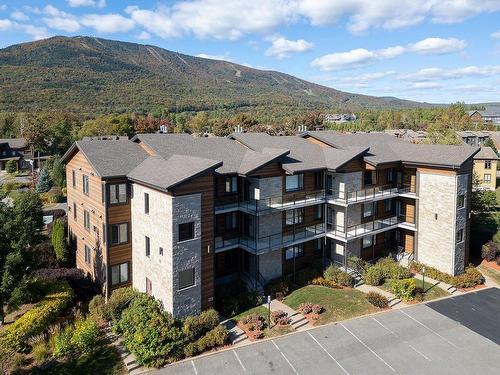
157;288;500;375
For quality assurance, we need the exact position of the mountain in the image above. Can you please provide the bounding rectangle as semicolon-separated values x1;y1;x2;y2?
0;36;426;114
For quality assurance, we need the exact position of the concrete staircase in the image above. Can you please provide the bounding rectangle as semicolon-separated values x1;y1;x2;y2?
105;328;149;374
221;318;248;346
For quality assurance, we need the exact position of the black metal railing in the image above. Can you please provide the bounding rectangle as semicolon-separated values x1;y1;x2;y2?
327;216;398;239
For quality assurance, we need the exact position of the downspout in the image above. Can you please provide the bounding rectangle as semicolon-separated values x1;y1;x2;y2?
102;181;110;303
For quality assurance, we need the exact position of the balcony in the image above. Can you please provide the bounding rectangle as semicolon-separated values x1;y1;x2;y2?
327;216;399;241
215;190;325;215
215;223;325;254
327;184;416;206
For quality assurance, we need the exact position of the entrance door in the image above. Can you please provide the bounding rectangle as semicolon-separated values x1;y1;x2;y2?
332;242;345;265
335;210;345;232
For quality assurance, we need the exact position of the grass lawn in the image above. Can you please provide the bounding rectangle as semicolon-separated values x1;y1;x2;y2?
283;285;377;325
380;278;449;302
477;263;500;285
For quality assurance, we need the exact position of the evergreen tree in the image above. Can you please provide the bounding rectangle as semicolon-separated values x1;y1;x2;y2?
51;219;67;263
5;160;16;174
35;168;52;193
49;156;65;189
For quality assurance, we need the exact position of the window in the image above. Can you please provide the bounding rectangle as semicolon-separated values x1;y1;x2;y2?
110;223;128;245
485;160;492;169
363;203;373;218
364;171;375;186
387;168;394;183
159;247;163;256
225;212;238;230
314;171;324;189
225;176;238;193
285;244;304;260
109;183;127;204
362;235;375;248
456;229;464;243
179;268;195;290
84;245;91;264
145;236;150;257
146;277;152;295
384;199;392;212
73;202;77;220
484;173;491;183
111;263;129;286
457;194;465;209
314;238;323;252
285;174;304;192
82;175;89;195
285;208;304;225
144;193;149;214
83;210;90;231
314;205;323;220
179;222;195;242
102;223;106;244
72;170;76;187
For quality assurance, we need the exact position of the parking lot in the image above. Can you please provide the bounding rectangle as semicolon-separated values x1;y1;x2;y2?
157;287;500;375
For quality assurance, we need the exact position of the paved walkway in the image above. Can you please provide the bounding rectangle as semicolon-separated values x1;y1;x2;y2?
355;284;409;308
266;299;313;331
220;318;248;346
106;328;149;374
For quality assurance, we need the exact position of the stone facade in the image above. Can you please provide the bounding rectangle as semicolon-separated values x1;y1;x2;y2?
258;249;283;281
454;173;468;274
131;183;202;317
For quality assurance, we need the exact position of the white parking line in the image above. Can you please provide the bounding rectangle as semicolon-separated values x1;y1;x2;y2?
371;317;431;362
191;360;198;375
233;350;246;372
271;340;299;374
399;310;459;348
307;331;350;375
339;323;397;373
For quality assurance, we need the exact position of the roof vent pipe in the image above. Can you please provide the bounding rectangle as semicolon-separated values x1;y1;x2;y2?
234;125;244;133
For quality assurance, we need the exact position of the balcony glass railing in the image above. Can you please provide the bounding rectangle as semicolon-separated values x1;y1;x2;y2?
215;223;325;253
327;184;416;204
327;216;398;239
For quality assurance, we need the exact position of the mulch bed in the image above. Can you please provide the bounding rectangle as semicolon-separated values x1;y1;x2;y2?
481;259;500;271
237;322;264;341
457;283;487;292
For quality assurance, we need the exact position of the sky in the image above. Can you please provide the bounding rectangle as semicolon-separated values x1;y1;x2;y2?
1;0;500;104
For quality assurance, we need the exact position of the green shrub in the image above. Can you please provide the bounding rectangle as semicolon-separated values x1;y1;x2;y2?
453;266;485;288
0;281;74;355
70;318;100;353
53;325;75;358
411;261;455;284
377;257;411;279
182;309;220;340
323;265;353;287
481;241;499;262
184;325;229;357
364;266;384;286
348;256;371;274
5;160;17;174
366;291;389;308
88;294;106;323
265;279;291;299
52;218;67;263
32;341;51;364
310;277;340;288
104;287;138;322
390;279;416;301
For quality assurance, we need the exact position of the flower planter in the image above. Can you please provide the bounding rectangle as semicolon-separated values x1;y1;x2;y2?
237;322;264;341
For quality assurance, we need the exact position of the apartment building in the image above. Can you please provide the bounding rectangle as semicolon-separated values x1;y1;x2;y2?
63;131;478;318
472;146;498;191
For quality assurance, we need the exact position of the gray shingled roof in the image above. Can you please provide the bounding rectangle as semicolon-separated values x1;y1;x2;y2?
474;146;499;160
127;155;221;190
0;138;27;149
62;139;149;178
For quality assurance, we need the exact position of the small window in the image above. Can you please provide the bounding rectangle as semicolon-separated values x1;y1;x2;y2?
363;203;373;218
387;168;394;183
82;175;89;195
145;236;150;257
110;223;128;245
83;210;90;231
109;183;127;204
73;202;77;220
144;192;149;214
285;243;304;260
314;238;323;252
362;235;374;248
285;174;304;192
315;171;324;189
159;247;163;256
72;170;76;188
225;176;238;193
314;205;323;220
457;194;465;209
384;199;392;212
225;212;238;230
285;208;304;225
84;245;91;264
485;160;492;169
178;268;195;290
456;229;464;244
111;262;129;286
179;222;195;242
146;277;152;295
484;173;491;183
364;171;375;186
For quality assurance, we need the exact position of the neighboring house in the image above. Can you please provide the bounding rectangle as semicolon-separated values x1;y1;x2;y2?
324;113;357;123
62;131;478;318
0;138;50;171
384;129;427;143
456;131;490;146
472;146;498;191
467;110;500;125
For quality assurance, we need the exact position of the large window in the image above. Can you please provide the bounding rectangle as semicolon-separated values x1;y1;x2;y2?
83;210;90;231
285;174;304;192
225;212;238;230
178;268;195;290
145;236;150;257
387;168;394;183
82;175;89;195
225;176;238;193
457;194;465;209
110;223;128;245
314;204;323;220
111;262;129;286
362;235;375;248
456;229;464;243
109;183;127;204
485;160;492;169
363;203;373;218
144;192;149;214
285;243;304;260
484;173;492;183
364;171;376;186
314;171;324;189
179;222;195;242
285;208;304;226
384;199;392;212
314;238;323;252
84;245;91;264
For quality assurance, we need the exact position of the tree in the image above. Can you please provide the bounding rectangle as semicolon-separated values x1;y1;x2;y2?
20;115;50;153
5;160;17;174
189;112;210;133
484;138;498;155
36;168;52;193
51;219;67;263
472;190;497;212
48;156;65;189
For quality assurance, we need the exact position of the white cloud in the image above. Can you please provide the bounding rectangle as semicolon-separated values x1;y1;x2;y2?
410;82;443;89
80;14;135;33
265;35;313;58
491;30;500;39
67;0;106;8
41;5;80;32
376;46;405;59
408;37;466;55
312;48;378;71
430;0;500;24
136;31;151;40
23;24;51;40
0;19;13;31
399;65;500;82
11;11;29;21
196;53;232;61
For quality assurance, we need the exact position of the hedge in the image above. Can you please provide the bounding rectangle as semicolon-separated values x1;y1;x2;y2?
411;261;484;288
0;280;74;357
